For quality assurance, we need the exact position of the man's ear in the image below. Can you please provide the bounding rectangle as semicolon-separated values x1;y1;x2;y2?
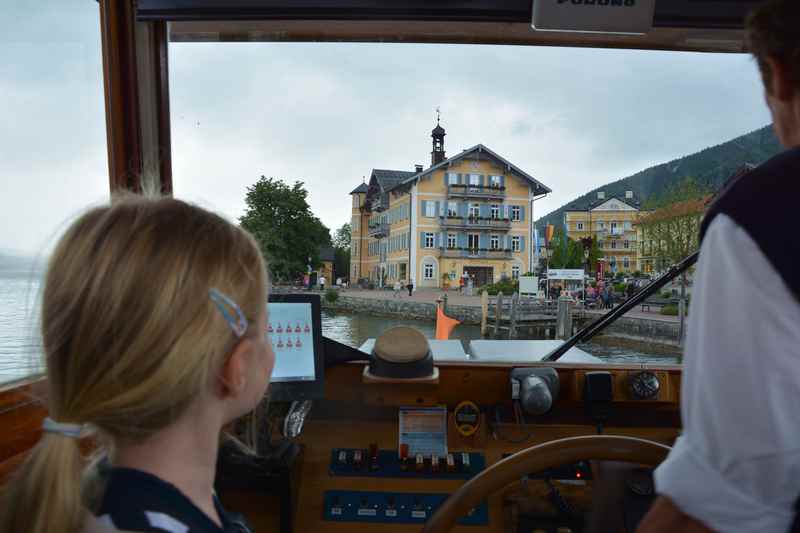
218;339;252;398
766;56;794;102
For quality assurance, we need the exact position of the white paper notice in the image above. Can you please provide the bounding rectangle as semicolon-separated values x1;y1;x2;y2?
399;406;448;457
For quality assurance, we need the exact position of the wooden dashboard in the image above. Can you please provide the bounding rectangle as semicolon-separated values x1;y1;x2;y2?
222;361;683;532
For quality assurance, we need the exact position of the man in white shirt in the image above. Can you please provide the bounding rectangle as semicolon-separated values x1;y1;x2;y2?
638;2;800;531
319;275;326;291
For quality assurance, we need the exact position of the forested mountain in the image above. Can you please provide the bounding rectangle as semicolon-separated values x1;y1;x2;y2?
535;125;781;231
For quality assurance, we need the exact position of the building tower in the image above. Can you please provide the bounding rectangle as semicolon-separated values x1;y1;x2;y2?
431;111;446;166
349;180;369;282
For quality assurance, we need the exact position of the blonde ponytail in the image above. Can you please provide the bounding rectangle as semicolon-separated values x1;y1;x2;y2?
0;195;267;533
1;433;85;533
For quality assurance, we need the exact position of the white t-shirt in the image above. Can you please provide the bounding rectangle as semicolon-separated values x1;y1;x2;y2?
654;214;800;532
319;277;326;285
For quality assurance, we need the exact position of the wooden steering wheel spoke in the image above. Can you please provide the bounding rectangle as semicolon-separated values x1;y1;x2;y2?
422;435;671;533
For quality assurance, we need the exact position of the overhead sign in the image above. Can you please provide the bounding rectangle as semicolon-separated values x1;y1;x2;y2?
519;276;540;297
547;269;584;281
532;0;656;35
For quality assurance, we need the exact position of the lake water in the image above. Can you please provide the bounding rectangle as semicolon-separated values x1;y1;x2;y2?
0;272;681;386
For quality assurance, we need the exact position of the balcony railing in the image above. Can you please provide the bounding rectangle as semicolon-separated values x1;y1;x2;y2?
447;184;505;199
440;247;513;259
439;215;511;230
368;222;389;238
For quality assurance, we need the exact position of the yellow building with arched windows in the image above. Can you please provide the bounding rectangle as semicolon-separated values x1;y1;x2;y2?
350;122;551;288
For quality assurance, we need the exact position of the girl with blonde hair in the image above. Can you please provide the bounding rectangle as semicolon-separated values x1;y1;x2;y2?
0;195;274;533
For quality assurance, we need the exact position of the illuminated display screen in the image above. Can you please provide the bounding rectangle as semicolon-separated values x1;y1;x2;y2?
267;302;317;382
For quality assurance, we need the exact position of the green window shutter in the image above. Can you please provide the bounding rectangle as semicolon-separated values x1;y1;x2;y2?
520;206;525;221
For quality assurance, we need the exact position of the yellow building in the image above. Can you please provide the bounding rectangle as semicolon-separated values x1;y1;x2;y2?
564;191;645;274
350;121;551;288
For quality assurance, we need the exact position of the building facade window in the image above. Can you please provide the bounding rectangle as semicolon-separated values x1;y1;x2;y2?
511;206;521;221
468;233;480;250
425;202;436;218
611;221;618;234
611;240;617;249
623;240;629;249
424;232;435;248
511;236;520;252
623;257;630;269
447;233;457;249
490;204;500;219
448;173;458;185
490;235;500;250
469;174;480;189
423;263;435;280
577;222;584;230
490;175;501;187
469;203;480;218
447;201;457;217
512;265;520;280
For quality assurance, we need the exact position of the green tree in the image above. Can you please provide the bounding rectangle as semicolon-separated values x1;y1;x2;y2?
332;223;351;280
548;227;598;270
240;176;331;281
333;223;351;249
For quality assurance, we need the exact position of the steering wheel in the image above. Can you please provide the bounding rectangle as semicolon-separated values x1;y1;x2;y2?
421;435;671;533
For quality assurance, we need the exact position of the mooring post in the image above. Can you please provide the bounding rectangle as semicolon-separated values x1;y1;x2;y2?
494;292;503;338
442;293;448;315
509;292;519;339
480;290;488;337
556;294;574;340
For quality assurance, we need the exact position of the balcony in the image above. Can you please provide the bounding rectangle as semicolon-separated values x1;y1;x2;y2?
440;247;513;259
368;221;389;238
447;184;505;200
439;216;511;231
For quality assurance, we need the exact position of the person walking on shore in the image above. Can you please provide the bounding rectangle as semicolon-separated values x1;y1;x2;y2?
406;279;414;297
319;275;326;292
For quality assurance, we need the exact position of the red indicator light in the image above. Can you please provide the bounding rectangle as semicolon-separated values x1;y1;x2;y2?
576;472;582;478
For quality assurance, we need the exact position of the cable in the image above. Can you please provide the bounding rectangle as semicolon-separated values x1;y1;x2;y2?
491;403;534;444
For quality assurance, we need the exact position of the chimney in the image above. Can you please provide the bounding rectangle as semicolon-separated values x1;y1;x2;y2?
625;190;633;199
597;191;605;200
415;164;424;173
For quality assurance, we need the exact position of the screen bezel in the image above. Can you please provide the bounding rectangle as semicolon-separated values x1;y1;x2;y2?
266;293;325;401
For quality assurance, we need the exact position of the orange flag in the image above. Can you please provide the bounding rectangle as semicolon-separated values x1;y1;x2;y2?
435;306;461;340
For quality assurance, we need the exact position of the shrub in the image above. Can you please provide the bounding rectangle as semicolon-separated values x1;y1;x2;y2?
324;288;339;303
660;290;672;299
483;279;519;296
367;282;376;290
660;304;679;316
614;283;627;293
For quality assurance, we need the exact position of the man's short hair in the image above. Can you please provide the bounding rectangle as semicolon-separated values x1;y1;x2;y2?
746;0;800;92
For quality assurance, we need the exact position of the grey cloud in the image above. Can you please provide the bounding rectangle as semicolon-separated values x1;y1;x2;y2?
1;2;772;256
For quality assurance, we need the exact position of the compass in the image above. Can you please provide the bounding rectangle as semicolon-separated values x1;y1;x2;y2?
629;371;660;400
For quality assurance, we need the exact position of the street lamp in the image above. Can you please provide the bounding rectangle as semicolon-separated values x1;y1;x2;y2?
543;244;553;300
580;237;593;307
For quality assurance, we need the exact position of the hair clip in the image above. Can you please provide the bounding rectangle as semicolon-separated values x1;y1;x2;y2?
209;288;248;337
42;417;89;439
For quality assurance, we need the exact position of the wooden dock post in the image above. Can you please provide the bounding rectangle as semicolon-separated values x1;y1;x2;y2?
494;292;503;338
509;292;519;339
480;290;488;337
442;293;448;315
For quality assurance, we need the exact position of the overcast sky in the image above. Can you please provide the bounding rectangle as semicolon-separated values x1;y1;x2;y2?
1;1;773;257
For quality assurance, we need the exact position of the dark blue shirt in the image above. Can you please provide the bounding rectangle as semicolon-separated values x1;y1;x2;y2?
97;467;251;533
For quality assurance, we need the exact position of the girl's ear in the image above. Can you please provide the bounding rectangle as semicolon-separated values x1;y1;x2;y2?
766;56;793;102
218;339;252;398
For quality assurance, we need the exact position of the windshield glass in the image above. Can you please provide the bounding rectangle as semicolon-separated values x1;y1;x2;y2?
168;41;772;366
0;0;107;385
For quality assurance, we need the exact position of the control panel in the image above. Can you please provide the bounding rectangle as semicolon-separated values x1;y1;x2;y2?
322;490;489;526
329;446;485;480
